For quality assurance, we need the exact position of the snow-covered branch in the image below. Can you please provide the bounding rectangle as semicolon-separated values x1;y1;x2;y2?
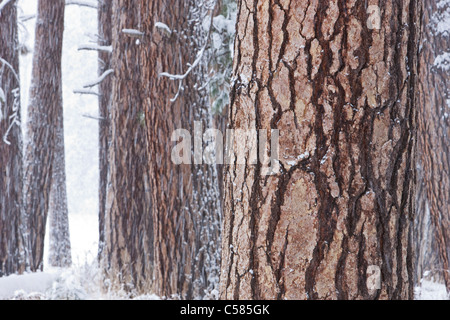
3;88;20;145
122;29;145;37
155;22;172;36
0;57;20;83
78;44;112;53
160;45;206;81
82;69;113;88
158;6;216;103
0;0;14;14
73;89;100;96
66;0;98;9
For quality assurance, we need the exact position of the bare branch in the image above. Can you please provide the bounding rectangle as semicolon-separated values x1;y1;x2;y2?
73;89;101;96
155;22;172;36
160;45;206;81
19;14;36;22
82;69;114;88
78;44;112;53
0;57;20;83
66;0;97;9
121;29;145;37
82;113;105;121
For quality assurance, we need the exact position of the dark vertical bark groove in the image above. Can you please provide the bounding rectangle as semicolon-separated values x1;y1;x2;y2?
0;1;27;276
220;0;420;300
24;0;65;271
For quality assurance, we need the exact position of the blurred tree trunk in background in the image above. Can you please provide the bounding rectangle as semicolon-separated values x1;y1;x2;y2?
48;109;71;267
98;0;113;258
103;0;221;299
415;0;450;292
24;0;66;271
220;0;420;300
0;0;27;276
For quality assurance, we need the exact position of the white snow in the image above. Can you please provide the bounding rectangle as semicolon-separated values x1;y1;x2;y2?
78;44;113;53
82;69;114;88
0;0;13;14
434;51;450;70
432;0;450;35
65;0;98;9
415;281;450;300
0;270;61;300
121;28;144;37
212;14;235;36
155;22;172;36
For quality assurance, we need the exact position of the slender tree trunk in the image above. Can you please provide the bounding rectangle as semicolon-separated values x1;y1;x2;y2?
103;0;222;299
0;0;27;276
48;112;72;267
416;0;450;291
220;0;420;300
24;0;65;271
98;0;113;257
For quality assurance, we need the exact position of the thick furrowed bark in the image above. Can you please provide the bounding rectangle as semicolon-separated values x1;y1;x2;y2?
220;0;420;300
104;0;221;299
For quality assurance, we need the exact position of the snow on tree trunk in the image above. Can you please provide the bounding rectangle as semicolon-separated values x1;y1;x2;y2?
416;0;450;292
0;0;27;276
48;110;72;268
220;0;420;300
24;0;65;271
97;0;112;258
103;0;221;299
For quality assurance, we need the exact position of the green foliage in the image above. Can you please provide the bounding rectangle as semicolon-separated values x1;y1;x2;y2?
137;111;146;127
208;0;237;115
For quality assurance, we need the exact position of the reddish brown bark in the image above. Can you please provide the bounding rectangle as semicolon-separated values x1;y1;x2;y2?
220;0;420;300
103;0;221;299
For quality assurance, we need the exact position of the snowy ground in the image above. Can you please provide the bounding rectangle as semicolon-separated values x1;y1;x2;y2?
415;281;449;300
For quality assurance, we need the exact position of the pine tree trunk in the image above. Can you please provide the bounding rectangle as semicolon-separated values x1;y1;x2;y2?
0;1;27;276
24;0;65;271
98;0;113;257
103;0;221;299
416;0;450;291
48;111;71;267
220;0;420;300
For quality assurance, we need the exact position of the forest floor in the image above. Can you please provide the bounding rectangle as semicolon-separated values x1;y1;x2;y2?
0;269;447;300
0;212;448;301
